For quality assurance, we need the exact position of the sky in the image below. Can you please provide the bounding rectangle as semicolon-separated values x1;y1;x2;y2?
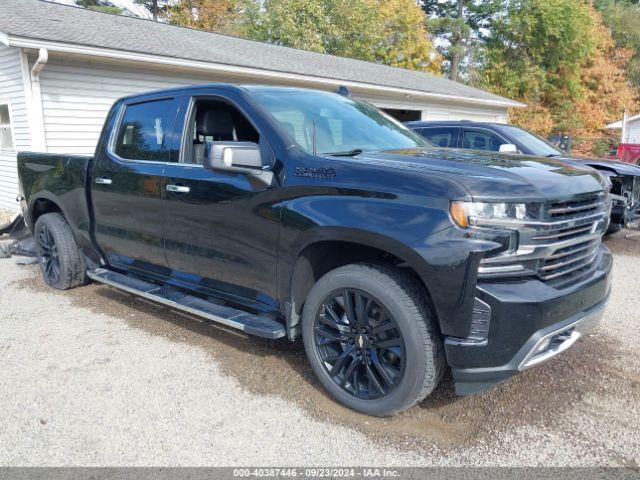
50;0;152;18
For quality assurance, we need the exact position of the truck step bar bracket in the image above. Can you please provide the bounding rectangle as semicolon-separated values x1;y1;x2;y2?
87;268;286;340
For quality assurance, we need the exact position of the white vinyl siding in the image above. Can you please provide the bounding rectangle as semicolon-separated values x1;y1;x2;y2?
38;56;232;155
0;43;28;211
628;119;640;144
37;55;512;156
357;94;509;124
421;106;508;123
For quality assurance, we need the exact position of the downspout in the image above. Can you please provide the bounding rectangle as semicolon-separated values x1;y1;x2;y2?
29;48;48;152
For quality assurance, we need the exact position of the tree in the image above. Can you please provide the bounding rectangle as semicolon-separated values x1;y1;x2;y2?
238;0;381;59
376;0;442;73
133;0;440;72
75;0;123;14
571;11;638;154
594;0;640;90
481;0;598;133
237;0;440;73
422;0;504;81
481;0;639;154
134;0;173;21
164;0;242;32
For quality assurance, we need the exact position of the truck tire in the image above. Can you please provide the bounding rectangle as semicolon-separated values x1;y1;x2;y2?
34;213;87;290
301;263;444;417
605;223;623;236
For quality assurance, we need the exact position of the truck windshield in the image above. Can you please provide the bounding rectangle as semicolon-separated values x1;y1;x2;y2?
250;89;430;156
497;125;564;157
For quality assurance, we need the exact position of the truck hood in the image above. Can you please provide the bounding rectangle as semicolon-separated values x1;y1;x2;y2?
550;154;640;177
357;148;608;202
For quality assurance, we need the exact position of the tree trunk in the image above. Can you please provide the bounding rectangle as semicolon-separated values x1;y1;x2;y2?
450;51;461;81
449;0;465;81
153;0;158;21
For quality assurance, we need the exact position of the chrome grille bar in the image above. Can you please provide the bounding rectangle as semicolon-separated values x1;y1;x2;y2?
540;247;599;272
546;240;599;260
548;201;602;215
532;224;594;241
538;254;599;281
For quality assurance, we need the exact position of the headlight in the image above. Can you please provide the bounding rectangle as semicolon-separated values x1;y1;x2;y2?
450;201;532;229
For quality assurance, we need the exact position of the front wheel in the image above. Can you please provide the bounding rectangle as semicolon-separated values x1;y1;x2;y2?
34;213;87;290
605;223;623;236
302;263;444;417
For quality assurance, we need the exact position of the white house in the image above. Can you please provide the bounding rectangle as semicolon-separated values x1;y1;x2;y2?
605;112;640;145
0;0;523;212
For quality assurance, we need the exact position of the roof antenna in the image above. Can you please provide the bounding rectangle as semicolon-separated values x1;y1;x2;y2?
336;85;352;98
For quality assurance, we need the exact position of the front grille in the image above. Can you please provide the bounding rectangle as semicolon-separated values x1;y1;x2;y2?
477;191;609;288
546;194;603;219
535;193;606;287
538;239;600;287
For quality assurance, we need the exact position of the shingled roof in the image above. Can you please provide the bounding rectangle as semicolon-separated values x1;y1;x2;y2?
0;0;523;107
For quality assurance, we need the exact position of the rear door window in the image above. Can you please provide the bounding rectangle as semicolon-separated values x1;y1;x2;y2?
462;129;505;152
114;98;180;162
419;127;459;148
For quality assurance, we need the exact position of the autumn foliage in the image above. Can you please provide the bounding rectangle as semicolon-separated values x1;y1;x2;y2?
479;1;639;155
126;0;640;155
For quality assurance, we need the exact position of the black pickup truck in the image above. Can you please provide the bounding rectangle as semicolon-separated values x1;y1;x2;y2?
18;85;612;416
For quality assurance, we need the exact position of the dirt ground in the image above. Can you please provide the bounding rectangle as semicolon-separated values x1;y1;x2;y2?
1;229;639;466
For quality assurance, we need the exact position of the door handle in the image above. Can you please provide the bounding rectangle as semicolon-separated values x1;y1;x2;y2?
95;177;112;185
166;184;191;193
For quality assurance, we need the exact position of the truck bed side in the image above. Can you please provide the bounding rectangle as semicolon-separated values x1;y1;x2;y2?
17;152;98;263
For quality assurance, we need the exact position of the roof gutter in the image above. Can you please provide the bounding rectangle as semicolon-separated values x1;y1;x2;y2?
6;34;526;109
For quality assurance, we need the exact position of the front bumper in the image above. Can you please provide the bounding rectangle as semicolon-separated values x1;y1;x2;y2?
447;245;612;395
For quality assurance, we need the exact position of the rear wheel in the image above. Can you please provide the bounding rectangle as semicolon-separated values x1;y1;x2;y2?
34;213;87;290
302;263;443;417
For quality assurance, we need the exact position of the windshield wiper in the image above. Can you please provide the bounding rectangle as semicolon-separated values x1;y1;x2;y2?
323;149;364;157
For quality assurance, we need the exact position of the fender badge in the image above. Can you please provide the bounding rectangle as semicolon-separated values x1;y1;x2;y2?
293;167;337;179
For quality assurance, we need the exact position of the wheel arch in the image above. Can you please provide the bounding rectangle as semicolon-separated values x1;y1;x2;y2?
282;227;439;339
28;193;66;230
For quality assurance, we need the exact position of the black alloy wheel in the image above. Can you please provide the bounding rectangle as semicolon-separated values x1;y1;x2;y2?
314;288;405;400
34;213;87;290
38;223;61;284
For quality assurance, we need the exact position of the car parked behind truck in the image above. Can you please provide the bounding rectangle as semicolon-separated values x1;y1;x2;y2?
406;120;640;233
17;85;612;416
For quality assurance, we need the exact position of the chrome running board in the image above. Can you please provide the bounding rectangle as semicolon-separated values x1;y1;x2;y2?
87;268;286;340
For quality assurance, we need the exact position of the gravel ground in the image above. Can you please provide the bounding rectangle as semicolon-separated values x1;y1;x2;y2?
0;229;639;467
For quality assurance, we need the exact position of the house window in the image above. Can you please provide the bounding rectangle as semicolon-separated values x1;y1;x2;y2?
0;104;14;150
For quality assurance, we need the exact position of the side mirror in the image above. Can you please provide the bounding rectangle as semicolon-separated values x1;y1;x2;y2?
204;141;265;174
499;143;519;154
